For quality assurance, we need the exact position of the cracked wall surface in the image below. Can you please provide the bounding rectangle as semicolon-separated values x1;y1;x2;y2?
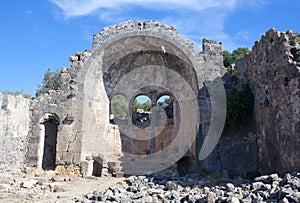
0;93;30;179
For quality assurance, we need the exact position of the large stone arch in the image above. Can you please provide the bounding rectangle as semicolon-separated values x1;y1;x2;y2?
78;26;200;153
74;21;225;174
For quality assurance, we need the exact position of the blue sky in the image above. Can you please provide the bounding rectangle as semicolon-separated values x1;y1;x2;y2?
0;0;299;97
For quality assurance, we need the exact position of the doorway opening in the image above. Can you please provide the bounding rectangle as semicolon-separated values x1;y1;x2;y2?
92;157;103;177
41;115;59;170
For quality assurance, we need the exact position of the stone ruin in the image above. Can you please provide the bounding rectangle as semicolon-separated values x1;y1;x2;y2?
0;21;299;180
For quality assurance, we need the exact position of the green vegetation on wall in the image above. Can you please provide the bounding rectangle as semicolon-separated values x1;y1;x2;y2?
226;84;254;128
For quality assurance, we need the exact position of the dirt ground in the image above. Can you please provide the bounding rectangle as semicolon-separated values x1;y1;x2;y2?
0;172;124;203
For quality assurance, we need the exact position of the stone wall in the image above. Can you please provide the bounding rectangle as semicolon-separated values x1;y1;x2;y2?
3;22;299;178
74;20;224;175
197;29;300;178
92;20;192;52
0;93;30;179
235;29;300;175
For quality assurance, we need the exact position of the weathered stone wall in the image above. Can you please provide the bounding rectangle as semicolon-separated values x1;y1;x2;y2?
235;29;300;175
75;20;224;171
0;93;30;179
195;39;227;176
2;21;299;179
197;29;300;178
4;20;281;178
218;116;259;178
92;20;192;52
25;60;88;169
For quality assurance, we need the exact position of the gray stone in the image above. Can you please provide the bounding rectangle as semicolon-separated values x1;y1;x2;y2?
21;179;39;188
255;174;279;184
206;192;216;203
85;192;94;200
165;181;177;190
104;189;114;197
50;176;60;182
242;195;252;203
0;184;11;192
226;183;236;191
252;182;265;191
284;173;292;182
184;186;191;193
230;196;240;203
148;188;162;194
131;192;144;199
120;196;132;203
281;197;289;203
24;167;32;174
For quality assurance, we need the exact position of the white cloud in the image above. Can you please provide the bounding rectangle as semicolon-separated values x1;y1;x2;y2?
49;0;268;50
50;0;241;18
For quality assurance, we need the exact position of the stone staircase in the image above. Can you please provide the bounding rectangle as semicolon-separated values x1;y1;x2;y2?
105;154;124;178
84;152;173;178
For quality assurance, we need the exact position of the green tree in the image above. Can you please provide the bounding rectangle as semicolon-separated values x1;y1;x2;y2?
232;47;250;61
141;100;152;111
132;98;152;117
223;50;234;68
36;68;61;97
223;47;250;69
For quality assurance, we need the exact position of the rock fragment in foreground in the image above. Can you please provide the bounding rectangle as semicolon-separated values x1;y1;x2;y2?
80;172;300;203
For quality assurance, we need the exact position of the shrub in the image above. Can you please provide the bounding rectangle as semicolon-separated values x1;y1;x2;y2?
36;68;61;97
226;84;254;128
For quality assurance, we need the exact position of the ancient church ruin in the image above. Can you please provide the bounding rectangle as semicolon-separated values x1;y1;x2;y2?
0;21;299;179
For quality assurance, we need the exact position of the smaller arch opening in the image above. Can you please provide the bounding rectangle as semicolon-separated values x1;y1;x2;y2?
132;95;152;128
110;94;129;124
40;114;59;171
157;94;174;125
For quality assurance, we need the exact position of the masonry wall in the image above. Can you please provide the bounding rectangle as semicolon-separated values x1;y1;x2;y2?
77;20;225;172
0;93;30;179
25;65;85;168
235;29;300;175
3;23;298;178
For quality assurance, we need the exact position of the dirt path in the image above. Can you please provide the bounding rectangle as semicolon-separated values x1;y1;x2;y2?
0;175;124;203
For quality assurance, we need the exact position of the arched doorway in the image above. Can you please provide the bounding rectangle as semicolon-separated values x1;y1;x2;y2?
39;114;59;170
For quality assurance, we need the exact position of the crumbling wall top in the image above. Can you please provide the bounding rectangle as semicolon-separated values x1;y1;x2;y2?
202;38;222;56
236;28;300;86
92;20;195;51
